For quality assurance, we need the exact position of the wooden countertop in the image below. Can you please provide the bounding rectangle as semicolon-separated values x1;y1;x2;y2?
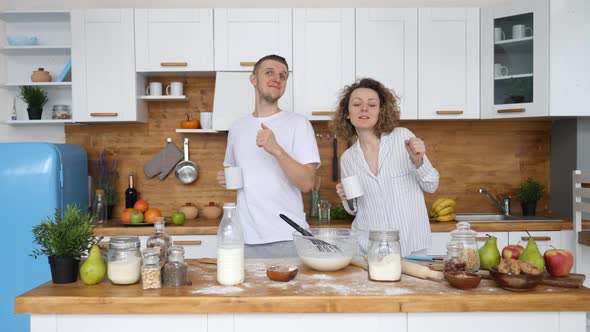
93;217;580;237
15;258;590;314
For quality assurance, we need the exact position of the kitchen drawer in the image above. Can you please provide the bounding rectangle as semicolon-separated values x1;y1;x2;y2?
508;231;561;254
428;231;508;256
172;235;217;259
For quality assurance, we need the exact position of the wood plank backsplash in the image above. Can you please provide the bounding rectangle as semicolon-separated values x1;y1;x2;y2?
66;76;552;218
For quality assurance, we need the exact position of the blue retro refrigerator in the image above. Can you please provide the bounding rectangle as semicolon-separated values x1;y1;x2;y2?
0;143;88;332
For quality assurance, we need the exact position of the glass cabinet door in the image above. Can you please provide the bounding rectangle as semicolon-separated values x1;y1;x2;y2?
480;0;548;119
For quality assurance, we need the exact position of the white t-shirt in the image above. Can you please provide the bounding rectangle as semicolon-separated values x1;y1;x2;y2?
224;111;320;244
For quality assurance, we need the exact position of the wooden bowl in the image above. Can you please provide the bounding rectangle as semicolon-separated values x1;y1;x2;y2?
445;271;482;289
266;265;298;282
489;267;544;291
201;205;222;219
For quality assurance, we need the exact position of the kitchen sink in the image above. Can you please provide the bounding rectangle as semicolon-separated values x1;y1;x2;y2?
455;213;561;223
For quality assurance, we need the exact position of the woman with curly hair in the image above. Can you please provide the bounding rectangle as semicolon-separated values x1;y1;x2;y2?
334;78;439;256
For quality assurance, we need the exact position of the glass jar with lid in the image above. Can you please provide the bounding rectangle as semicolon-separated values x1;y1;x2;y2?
51;105;71;119
107;236;141;285
449;222;480;272
443;241;467;273
146;218;171;261
163;246;188;287
367;229;402;281
142;255;161;290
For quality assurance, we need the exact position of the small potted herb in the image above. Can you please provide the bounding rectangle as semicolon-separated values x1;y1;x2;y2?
92;149;119;217
517;178;545;216
18;85;48;120
32;204;96;283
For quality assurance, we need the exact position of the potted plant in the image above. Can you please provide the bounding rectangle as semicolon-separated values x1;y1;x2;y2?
92;149;119;218
18;85;49;120
517;177;545;216
31;204;96;283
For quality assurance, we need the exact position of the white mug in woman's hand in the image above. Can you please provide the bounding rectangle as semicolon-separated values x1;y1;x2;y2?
342;175;363;199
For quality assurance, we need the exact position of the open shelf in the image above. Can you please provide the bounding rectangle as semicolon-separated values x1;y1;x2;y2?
3;82;72;87
0;46;71;55
175;129;219;133
4;119;75;125
139;95;188;101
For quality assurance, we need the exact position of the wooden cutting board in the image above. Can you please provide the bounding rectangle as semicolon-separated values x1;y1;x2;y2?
478;270;586;288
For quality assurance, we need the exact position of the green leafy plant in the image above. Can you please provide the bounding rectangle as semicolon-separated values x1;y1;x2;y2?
18;85;49;108
31;204;96;259
92;149;118;205
517;178;545;203
330;204;352;220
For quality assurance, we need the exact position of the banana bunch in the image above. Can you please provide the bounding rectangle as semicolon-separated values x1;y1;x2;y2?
429;198;457;222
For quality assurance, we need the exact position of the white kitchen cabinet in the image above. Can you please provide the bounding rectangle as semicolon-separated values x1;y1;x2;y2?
172;235;217;259
418;8;480;120
71;9;147;123
293;8;355;121
214;9;292;72
356;8;418;120
508;230;572;254
480;0;548;119
428;231;508;256
0;11;74;124
135;9;213;72
475;231;509;252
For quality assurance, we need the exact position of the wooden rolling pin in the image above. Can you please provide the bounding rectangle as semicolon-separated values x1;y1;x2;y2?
350;257;444;281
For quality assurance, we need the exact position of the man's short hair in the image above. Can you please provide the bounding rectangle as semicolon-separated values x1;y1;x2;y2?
252;54;289;74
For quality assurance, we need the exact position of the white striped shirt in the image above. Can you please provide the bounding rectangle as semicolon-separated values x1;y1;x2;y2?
340;127;439;257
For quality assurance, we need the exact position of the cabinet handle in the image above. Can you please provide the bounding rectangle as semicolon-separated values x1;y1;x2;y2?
521;236;551;241
160;62;188;67
497;108;526;113
90;113;118;117
311;111;335;116
239;62;256;67
436;110;464;115
173;240;202;246
476;237;489;241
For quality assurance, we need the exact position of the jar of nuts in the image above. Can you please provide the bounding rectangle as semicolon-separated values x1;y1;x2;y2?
443;241;466;273
449;222;480;272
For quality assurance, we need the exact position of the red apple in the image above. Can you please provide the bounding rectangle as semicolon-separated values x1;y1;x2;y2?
502;244;525;260
544;249;574;277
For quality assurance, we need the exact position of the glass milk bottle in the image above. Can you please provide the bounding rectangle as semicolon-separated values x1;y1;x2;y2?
216;202;244;285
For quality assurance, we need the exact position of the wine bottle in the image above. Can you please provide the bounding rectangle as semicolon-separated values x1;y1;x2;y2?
125;174;138;208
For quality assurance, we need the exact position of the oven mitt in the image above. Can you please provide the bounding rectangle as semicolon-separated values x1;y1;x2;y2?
158;142;183;180
143;140;183;180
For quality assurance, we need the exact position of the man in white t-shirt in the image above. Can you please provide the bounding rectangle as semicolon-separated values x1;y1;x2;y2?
217;54;320;258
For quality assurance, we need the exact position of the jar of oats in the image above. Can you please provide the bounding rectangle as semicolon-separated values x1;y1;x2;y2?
449;222;480;272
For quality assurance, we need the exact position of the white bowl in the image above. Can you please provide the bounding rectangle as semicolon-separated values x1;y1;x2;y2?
293;228;358;272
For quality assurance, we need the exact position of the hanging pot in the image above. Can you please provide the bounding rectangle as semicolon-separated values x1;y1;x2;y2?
174;138;199;184
48;256;80;284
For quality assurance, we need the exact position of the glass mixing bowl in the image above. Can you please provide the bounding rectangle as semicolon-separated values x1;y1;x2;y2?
293;228;358;272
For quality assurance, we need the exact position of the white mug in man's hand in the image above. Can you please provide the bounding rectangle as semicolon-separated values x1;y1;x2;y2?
342;175;363;199
224;167;243;190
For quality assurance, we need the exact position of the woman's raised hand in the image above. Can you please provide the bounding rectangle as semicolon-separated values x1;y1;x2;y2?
405;137;425;168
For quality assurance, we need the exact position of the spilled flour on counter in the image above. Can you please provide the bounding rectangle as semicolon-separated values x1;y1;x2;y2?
309;274;334;280
193;286;244;295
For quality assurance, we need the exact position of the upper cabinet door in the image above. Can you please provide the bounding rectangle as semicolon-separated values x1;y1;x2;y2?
293;8;355;121
135;9;214;72
72;9;146;122
418;8;480;120
356;8;418;120
214;9;292;71
481;0;548;119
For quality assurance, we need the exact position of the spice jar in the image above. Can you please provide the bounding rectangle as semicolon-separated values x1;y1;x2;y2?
142;255;161;290
367;229;402;282
443;241;467;273
163;246;188;287
449;222;480;272
107;236;141;285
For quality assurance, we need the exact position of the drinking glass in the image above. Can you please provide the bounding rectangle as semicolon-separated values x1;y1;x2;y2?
318;200;331;225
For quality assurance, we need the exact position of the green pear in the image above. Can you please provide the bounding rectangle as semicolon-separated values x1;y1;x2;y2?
479;235;501;270
518;238;545;271
80;245;106;285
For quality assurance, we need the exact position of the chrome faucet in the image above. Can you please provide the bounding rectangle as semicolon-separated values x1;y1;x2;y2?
478;188;511;215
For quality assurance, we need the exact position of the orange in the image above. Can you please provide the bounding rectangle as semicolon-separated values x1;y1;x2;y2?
121;208;135;224
134;199;149;213
144;208;161;223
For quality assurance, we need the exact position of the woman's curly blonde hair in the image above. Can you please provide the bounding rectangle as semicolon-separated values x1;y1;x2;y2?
333;78;400;140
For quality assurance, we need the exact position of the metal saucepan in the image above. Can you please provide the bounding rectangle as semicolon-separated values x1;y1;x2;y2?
175;138;199;184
